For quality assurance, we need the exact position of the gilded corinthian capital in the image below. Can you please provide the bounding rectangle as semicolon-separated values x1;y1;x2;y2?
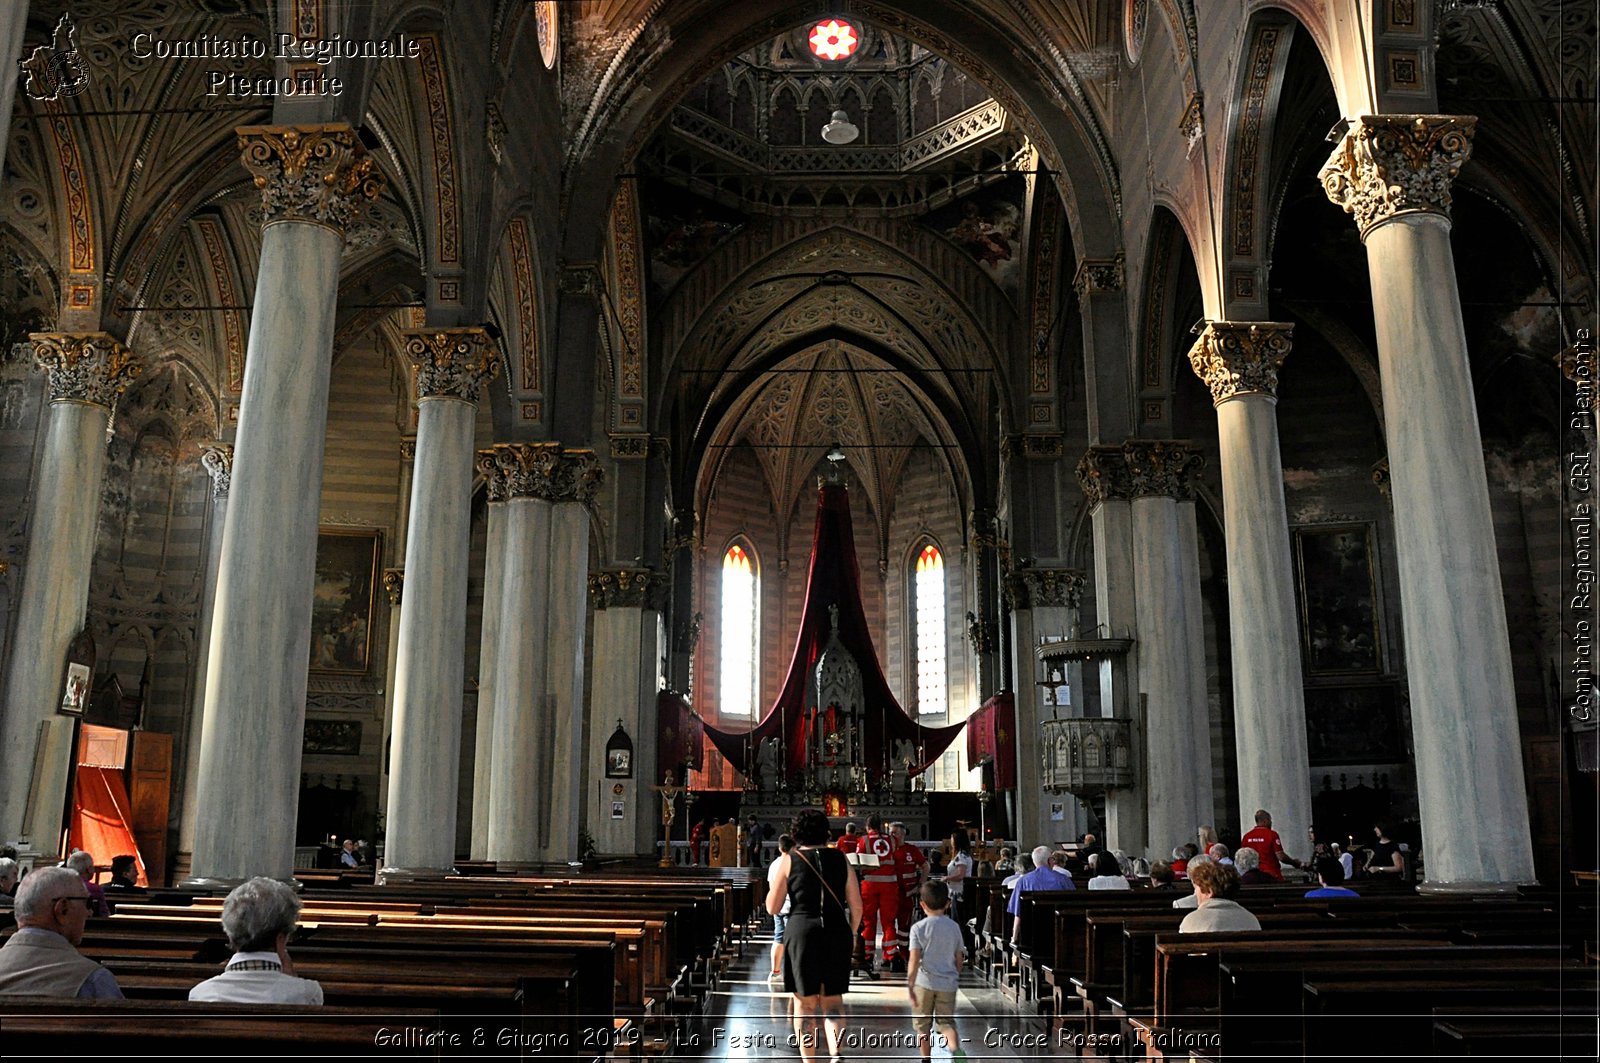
402;328;501;403
481;442;604;505
1188;321;1294;404
588;568;667;610
1121;439;1204;500
236;123;384;232
1076;445;1134;507
1319;115;1475;238
30;332;141;407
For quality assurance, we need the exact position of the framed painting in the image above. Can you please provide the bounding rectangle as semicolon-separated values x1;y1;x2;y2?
1293;523;1382;675
303;719;363;756
57;625;95;717
309;527;381;674
1304;682;1404;765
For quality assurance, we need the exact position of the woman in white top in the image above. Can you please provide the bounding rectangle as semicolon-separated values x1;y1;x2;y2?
941;831;973;903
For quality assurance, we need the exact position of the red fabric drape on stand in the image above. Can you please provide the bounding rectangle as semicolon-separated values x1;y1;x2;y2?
965;692;1017;790
70;765;147;887
699;484;965;785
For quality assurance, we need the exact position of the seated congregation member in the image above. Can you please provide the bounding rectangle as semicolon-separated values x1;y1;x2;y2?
103;855;143;898
1172;854;1211;908
993;847;1015;875
1000;852;1031;889
1147;861;1177;889
1363;822;1406;878
1305;856;1359;898
1007;845;1073;943
339;839;360;868
0;866;123;997
1178;861;1261;933
1234;846;1274;885
64;850;109;917
1207;842;1234;866
1171;844;1195;878
0;857;18;908
1086;851;1131;890
189;877;323;1004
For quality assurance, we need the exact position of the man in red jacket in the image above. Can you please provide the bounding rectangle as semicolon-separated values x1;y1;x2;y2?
1239;809;1302;881
857;815;900;970
890;822;927;944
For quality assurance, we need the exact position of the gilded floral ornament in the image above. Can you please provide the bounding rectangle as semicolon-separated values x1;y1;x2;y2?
1318;115;1475;239
31;332;141;407
1188;321;1294;404
402;328;501;403
236;123;385;233
1075;445;1134;507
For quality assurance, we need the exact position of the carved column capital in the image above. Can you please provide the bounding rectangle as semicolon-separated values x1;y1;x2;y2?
1319;115;1475;239
1076;445;1135;506
236;123;384;233
1007;568;1087;610
588;567;667;610
399;437;417;463
1071;255;1124;299
1557;340;1596;385
30;332;141;407
402;327;501;403
484;442;604;505
382;567;404;606
1121;439;1205;501
1188;320;1294;404
476;447;508;502
200;444;234;497
1371;456;1392;500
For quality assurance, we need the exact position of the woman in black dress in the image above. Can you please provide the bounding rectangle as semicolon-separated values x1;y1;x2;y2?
766;808;863;1061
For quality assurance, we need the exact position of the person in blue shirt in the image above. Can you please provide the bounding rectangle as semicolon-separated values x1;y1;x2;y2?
1304;855;1359;898
1007;844;1074;944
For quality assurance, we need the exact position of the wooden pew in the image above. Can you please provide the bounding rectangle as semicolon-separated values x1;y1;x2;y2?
1431;1005;1600;1058
0;997;444;1056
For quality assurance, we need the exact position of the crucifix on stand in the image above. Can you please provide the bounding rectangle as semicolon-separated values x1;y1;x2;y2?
653;771;682;868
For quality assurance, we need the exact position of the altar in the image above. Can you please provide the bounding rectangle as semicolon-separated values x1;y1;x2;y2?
668;470;965;838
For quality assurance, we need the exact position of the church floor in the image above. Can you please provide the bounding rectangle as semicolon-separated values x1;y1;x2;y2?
684;928;1064;1062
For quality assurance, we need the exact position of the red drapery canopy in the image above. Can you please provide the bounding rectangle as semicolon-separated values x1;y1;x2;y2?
698;483;965;785
70;765;147;887
965;691;1017;790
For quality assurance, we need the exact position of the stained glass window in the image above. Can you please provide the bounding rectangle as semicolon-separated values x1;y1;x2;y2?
914;543;948;716
720;543;758;717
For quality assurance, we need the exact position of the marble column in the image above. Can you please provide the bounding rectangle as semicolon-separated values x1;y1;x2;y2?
1123;440;1215;862
1188;322;1311;861
175;444;232;877
484;445;602;863
376;438;415;821
469;452;508;861
381;330;500;876
1322;115;1534;889
0;333;140;849
188;124;382;884
588;569;666;856
1008;570;1088;846
0;2;31;182
545;458;601;863
1075;448;1143;855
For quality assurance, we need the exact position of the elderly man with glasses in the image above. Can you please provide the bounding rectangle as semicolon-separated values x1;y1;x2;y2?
0;865;123;997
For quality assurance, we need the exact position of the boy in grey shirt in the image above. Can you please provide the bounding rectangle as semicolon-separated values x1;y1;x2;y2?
905;879;968;1062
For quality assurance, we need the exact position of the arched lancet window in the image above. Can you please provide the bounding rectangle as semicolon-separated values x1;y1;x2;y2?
914;543;948;716
720;543;759;717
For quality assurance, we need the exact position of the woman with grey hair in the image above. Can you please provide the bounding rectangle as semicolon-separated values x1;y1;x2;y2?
188;877;323;1004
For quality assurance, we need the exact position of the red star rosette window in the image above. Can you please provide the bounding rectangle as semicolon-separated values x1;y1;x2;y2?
808;19;859;61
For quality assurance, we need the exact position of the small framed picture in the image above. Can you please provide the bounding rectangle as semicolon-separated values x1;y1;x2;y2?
611;800;626;820
607;747;632;778
60;662;90;717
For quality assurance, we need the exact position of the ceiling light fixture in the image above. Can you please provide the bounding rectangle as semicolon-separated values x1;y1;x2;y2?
808;19;859;61
820;109;859;145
